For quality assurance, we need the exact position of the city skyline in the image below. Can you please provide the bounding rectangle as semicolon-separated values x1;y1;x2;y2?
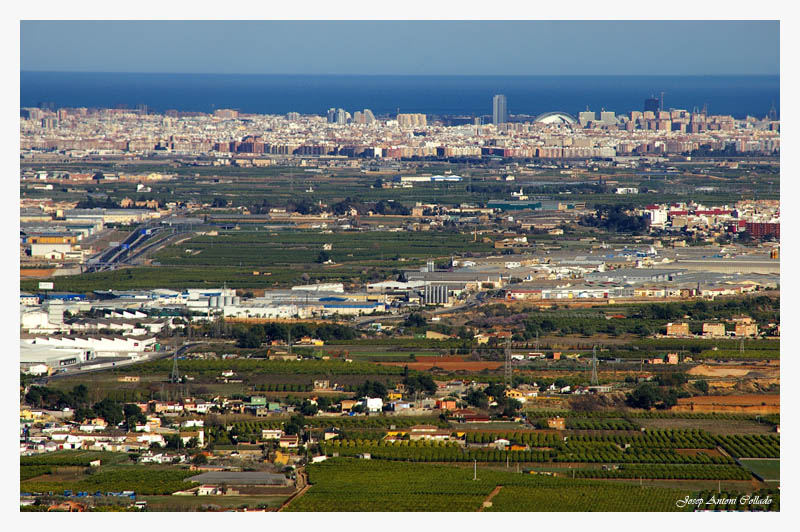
21;20;779;76
20;72;780;119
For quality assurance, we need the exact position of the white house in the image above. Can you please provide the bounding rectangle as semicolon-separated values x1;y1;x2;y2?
261;429;283;440
363;397;384;412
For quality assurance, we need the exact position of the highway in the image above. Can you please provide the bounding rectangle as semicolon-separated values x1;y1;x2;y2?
85;224;161;272
35;342;203;385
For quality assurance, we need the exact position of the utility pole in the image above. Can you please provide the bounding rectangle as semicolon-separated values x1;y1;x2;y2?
170;351;180;384
591;346;599;386
504;336;512;388
473;459;477;481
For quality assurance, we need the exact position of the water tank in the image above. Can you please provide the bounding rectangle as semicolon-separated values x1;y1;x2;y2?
223;296;232;306
232;297;241;306
209;296;220;308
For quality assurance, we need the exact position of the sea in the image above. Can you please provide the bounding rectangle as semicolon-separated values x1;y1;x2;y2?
20;72;780;119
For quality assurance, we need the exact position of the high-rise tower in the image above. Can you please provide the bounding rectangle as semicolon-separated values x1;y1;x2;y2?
492;94;508;125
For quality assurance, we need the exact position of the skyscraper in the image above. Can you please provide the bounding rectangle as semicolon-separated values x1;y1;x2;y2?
492;94;507;125
362;109;376;124
644;96;660;114
334;108;349;125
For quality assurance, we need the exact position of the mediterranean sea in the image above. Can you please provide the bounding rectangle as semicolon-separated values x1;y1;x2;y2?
20;72;779;119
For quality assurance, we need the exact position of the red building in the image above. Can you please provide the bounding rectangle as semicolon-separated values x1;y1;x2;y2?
745;222;780;238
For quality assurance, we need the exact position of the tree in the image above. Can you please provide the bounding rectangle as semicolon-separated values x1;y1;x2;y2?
316;396;332;411
484;383;506;400
73;406;95;423
357;380;387;399
404;313;426;328
553;378;569;389
626;383;678;410
70;385;89;406
499;397;522;418
695;380;709;395
123;404;146;429
316;251;331;263
236;328;263;348
284;414;305;436
465;390;489;409
192;453;208;465
92;399;124;426
404;374;437;396
299;400;319;416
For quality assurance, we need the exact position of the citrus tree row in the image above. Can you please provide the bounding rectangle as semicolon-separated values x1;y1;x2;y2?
713;434;780;458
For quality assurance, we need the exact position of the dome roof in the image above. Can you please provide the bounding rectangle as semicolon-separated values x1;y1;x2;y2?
534;112;577;125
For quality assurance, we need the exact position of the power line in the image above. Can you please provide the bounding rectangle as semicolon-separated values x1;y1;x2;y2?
170;350;180;384
504;336;512;388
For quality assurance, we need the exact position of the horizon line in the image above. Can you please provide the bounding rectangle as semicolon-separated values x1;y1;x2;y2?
20;70;780;77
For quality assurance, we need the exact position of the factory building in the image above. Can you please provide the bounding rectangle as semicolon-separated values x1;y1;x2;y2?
423;284;449;305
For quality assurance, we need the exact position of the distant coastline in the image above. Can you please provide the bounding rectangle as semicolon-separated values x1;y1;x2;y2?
20;71;780;119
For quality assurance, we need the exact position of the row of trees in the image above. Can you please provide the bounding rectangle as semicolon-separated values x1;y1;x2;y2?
24;385;147;428
579;204;648;234
233;322;357;348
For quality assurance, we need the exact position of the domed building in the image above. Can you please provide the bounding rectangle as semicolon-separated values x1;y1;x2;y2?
534;111;577;125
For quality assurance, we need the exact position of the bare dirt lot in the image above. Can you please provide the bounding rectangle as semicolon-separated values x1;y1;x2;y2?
672;394;780;414
688;364;780;379
677;394;780;406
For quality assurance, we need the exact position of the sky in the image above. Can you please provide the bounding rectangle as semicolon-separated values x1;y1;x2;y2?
20;20;779;76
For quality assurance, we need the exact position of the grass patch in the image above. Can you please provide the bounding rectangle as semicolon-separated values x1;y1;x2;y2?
738;459;780;482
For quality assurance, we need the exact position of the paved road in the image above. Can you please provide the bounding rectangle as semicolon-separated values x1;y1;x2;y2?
35;341;203;385
351;291;486;329
86;223;162;272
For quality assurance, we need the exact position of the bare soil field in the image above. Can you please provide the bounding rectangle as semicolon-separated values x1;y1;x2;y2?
688;364;780;379
672;394;779;414
678;394;779;406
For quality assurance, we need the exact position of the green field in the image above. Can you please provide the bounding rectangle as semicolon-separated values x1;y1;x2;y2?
286;458;693;512
739;459;780;482
112;358;406;377
152;230;494;267
21;451;129;467
20;229;493;291
21;159;779;210
20;460;197;496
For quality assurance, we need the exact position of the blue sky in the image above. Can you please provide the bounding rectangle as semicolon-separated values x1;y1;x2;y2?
20;20;779;75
